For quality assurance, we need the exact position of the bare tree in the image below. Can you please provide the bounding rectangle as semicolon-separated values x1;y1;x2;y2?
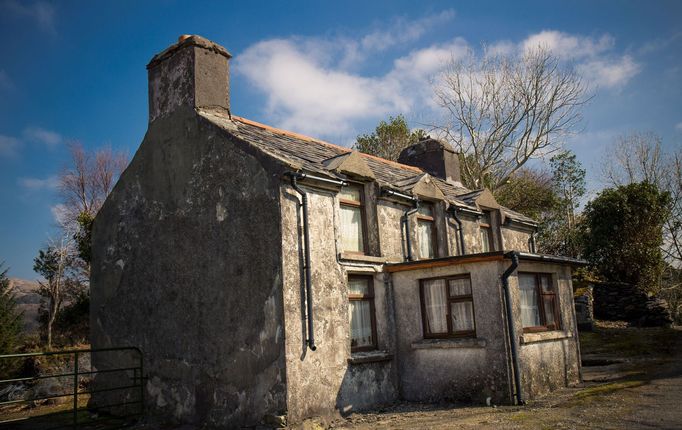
432;46;589;190
33;235;75;350
601;132;664;186
58;143;128;232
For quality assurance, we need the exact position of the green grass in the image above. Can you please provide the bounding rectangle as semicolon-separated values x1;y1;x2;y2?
574;380;646;399
580;325;682;357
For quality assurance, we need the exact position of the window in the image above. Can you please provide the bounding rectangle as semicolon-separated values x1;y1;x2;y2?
348;275;377;351
339;185;366;254
519;273;560;332
416;204;436;259
420;275;475;338
479;211;494;252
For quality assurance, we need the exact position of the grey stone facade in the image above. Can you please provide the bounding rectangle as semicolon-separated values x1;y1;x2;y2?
91;35;584;428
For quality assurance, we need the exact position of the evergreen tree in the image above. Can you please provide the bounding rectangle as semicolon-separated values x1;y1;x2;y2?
0;262;23;364
353;115;425;161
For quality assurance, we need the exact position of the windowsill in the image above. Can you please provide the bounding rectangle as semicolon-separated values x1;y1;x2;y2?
339;253;388;264
347;350;393;364
520;330;573;344
411;337;487;349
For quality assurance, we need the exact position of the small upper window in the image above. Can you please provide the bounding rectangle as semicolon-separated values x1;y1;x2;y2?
479;211;494;252
339;185;366;254
519;273;560;332
416;204;436;259
420;275;476;338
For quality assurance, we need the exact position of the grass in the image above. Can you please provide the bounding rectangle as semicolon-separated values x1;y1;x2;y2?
580;324;682;357
574;380;646;400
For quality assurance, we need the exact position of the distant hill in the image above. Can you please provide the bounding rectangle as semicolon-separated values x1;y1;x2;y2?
8;278;42;334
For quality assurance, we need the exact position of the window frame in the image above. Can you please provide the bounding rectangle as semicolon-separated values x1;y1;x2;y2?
519;272;561;333
416;203;438;259
479;210;495;252
339;183;369;255
419;274;477;339
348;274;378;352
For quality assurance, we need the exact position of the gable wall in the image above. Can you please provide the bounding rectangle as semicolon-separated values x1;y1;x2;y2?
90;108;287;427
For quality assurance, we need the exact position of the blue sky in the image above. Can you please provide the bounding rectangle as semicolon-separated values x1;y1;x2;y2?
1;0;681;279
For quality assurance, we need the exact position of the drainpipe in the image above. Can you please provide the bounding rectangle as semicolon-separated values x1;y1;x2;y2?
401;200;419;261
286;172;346;351
501;251;524;405
384;190;419;261
448;206;466;255
529;231;537;253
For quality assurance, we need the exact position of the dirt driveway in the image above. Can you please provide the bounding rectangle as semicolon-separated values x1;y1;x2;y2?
326;323;682;430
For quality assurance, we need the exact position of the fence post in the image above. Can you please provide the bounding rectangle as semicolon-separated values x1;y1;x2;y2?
73;351;78;429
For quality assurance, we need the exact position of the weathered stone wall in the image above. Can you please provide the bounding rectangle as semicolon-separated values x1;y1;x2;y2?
574;287;594;331
593;282;673;327
90;107;287;427
280;186;398;423
390;260;513;405
501;224;533;252
511;263;581;399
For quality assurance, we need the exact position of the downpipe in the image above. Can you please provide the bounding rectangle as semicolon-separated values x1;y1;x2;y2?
288;173;316;351
448;206;466;255
501;251;524;405
401;200;419;261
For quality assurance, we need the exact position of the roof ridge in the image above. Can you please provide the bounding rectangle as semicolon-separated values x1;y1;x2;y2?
231;115;423;174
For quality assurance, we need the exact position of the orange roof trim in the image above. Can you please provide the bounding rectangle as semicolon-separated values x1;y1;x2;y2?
231;115;423;174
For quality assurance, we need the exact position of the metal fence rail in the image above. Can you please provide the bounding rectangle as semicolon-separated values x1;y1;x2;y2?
0;347;144;429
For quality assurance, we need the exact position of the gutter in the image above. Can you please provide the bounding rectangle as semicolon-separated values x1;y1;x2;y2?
286;171;346;351
501;251;524;405
447;206;466;255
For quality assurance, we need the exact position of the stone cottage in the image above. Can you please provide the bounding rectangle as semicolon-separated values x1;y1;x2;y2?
91;35;584;427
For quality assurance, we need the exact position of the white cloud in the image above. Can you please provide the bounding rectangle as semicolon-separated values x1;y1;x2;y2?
0;135;20;157
522;30;614;59
2;1;56;34
577;55;641;89
675;122;682;132
237;17;641;140
18;176;59;190
23;126;62;148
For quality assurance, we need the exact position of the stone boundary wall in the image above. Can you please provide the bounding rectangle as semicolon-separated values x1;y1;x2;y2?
592;282;673;327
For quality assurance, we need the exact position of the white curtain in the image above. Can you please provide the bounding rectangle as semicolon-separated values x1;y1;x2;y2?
450;301;475;332
519;274;540;327
423;279;447;333
340;205;363;253
448;277;471;296
417;220;435;259
350;301;372;347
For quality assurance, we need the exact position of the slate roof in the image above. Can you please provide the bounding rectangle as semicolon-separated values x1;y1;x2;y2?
198;108;538;227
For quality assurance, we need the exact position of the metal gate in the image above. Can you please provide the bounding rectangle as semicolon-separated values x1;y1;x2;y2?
0;347;144;429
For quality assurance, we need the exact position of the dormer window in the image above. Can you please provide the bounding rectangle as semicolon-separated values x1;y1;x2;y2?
417;203;436;259
339;185;366;254
480;210;495;252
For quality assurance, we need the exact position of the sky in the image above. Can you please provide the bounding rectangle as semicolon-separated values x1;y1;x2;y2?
1;0;681;279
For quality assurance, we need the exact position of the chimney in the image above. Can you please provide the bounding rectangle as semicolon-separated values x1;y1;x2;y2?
146;35;232;123
398;137;462;185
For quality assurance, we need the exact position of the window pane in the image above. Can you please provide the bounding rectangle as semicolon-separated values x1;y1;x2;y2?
540;275;553;292
543;296;556;326
340;186;361;202
422;279;448;334
340;205;364;252
348;277;370;296
480;228;490;252
350;300;373;348
418;204;433;217
519;274;541;327
449;277;471;296
450;301;475;332
418;220;435;259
